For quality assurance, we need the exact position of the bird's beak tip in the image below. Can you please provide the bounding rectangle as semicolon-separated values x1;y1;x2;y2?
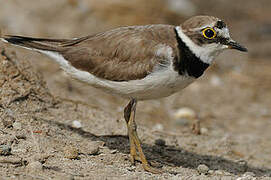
227;40;248;52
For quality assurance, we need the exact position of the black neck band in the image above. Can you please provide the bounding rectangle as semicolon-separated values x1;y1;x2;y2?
173;28;209;78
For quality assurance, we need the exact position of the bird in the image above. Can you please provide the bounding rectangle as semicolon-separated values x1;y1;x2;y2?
0;15;247;173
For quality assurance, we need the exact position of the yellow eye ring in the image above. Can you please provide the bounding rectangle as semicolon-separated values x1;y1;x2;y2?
202;28;217;39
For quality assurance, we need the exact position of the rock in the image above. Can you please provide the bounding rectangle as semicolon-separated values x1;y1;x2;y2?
26;161;43;172
173;107;196;120
30;154;50;163
2;117;14;128
11;147;27;154
0;157;22;165
110;150;117;154
214;170;225;176
200;127;209;134
80;142;100;155
152;123;164;131
0;145;11;156
166;0;196;16
221;176;233;180
197;164;209;174
235;159;248;172
243;172;255;177
64;146;79;159
175;118;190;126
13;122;22;130
154;139;166;146
72;120;82;129
210;75;223;87
15;133;27;139
236;172;257;180
208;170;214;175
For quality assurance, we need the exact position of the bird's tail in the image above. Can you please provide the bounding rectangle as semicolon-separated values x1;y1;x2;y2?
0;35;89;52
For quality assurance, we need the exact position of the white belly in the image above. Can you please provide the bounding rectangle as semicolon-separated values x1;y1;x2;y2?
96;71;195;100
42;51;195;100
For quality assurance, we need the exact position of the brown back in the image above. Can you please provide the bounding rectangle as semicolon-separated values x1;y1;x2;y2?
61;25;179;81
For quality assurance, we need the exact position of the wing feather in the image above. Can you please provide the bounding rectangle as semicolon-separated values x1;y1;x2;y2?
61;25;178;81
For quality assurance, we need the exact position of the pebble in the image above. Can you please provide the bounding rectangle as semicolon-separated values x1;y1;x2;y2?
173;107;196;120
175;118;190;126
200;127;209;134
221;176;233;180
236;159;248;172
2;117;14;128
152;123;164;131
0;145;11;156
64;146;79;159
26;161;43;172
243;172;255;177
110;149;117;154
210;75;223;87
11;148;27;154
154;139;166;146
13;122;22;130
72;120;82;129
236;172;257;180
80;142;100;155
167;0;196;16
214;170;225;176
197;164;209;174
0;157;22;164
30;154;50;163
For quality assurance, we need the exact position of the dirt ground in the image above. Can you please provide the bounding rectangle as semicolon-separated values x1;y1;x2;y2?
0;0;271;179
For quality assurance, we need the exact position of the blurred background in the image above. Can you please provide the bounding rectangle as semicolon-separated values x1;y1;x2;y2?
0;0;270;177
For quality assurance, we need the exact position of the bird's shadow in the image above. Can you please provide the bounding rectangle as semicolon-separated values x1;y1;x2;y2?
44;119;271;177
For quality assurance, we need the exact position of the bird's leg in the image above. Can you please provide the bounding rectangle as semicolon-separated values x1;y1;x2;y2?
124;99;138;164
124;99;162;173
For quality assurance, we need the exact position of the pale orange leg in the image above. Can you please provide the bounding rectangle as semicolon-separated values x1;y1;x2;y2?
124;99;162;174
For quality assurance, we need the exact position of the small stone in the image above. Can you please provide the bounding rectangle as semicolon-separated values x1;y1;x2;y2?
237;172;257;180
2;117;14;128
15;133;26;139
243;172;255;177
0;145;11;156
80;142;100;155
110;149;117;154
173;107;196;120
13;122;22;130
197;164;209;174
0;157;22;164
200;127;208;134
64;146;79;159
155;139;166;146
72;120;82;129
12;148;27;155
236;159;248;172
152;123;164;131
221;176;233;180
30;154;50;163
175;118;190;126
26;161;43;172
210;75;223;87
214;170;225;175
208;170;214;175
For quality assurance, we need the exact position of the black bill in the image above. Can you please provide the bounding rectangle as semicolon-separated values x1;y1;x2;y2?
227;40;248;52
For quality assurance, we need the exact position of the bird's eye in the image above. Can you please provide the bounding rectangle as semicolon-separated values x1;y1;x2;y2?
202;28;216;39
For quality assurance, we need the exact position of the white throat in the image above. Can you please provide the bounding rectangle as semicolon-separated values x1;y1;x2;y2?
175;26;224;64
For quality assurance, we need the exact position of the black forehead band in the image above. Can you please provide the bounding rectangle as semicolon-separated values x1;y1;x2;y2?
216;20;226;29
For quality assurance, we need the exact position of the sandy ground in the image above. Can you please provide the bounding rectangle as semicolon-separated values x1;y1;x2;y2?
0;0;271;179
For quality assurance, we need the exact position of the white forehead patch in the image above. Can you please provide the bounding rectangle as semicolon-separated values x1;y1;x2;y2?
216;27;231;39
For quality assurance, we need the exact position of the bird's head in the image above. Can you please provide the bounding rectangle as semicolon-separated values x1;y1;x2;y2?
176;15;247;64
